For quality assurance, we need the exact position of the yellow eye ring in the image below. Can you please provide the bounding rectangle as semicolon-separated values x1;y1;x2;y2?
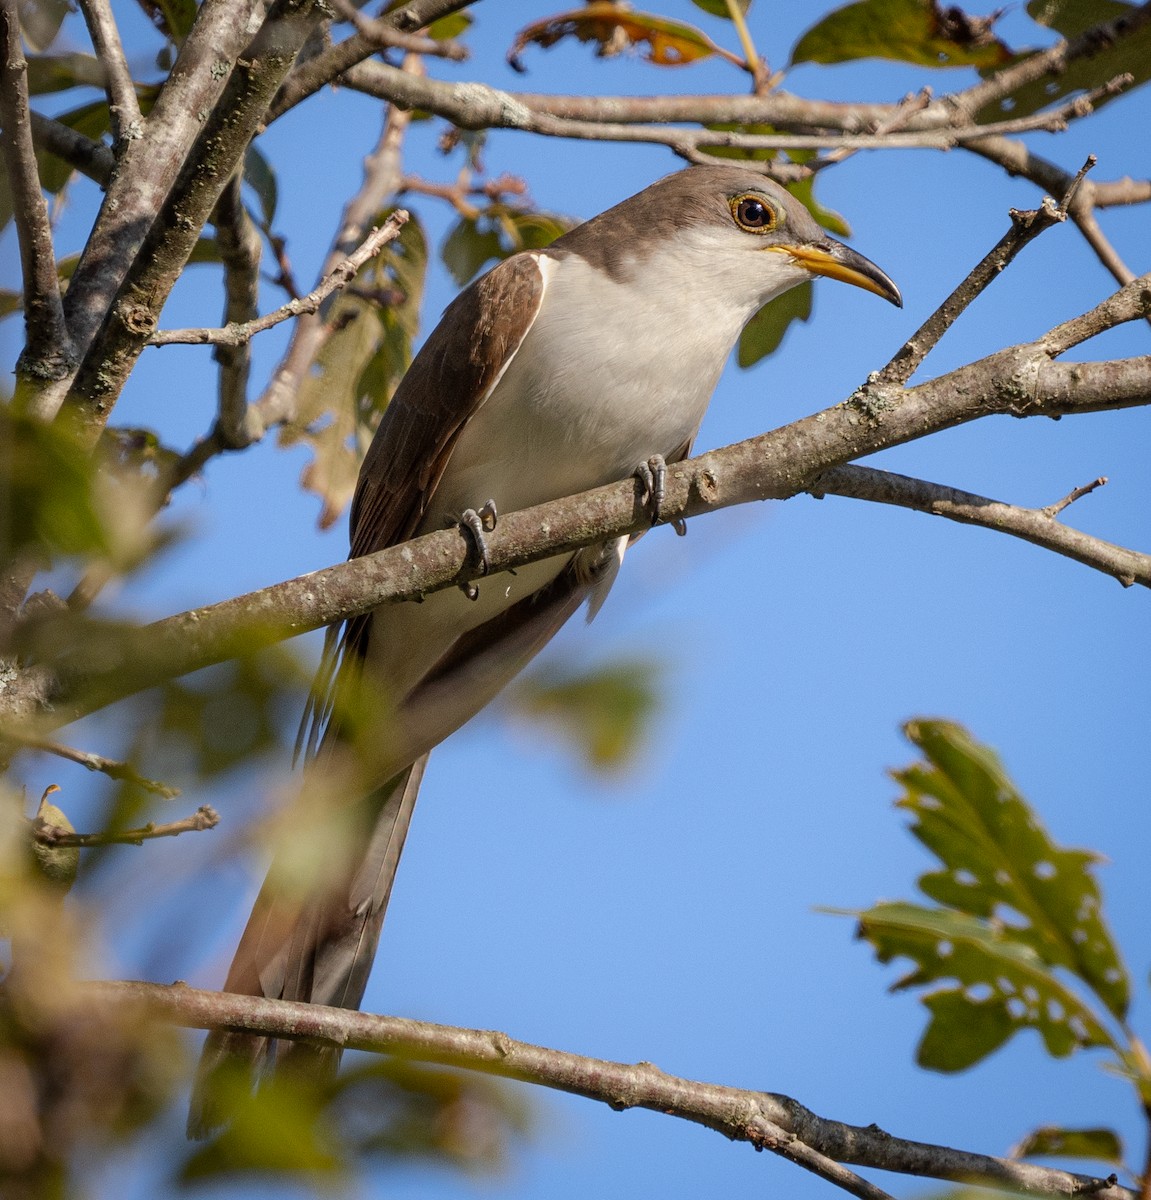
729;193;778;234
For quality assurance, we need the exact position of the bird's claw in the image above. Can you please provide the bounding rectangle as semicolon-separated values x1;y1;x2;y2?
635;455;667;526
456;499;498;599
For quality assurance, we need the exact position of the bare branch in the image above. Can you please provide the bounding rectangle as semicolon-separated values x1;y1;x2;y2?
210;173;264;445
811;467;1148;589
76;0;142;143
83;982;1136;1200
11;736;180;797
9;309;1147;729
0;0;75;384
150;213;409;349
872;191;1080;389
272;0;475;118
34;806;218;847
1044;476;1108;518
328;0;468;59
251;71;414;438
28;0;275;423
28;110;115;186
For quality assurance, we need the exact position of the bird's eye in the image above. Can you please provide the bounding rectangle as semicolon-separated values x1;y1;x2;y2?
730;194;778;234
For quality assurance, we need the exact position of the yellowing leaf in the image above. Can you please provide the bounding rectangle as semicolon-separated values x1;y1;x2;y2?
508;2;728;71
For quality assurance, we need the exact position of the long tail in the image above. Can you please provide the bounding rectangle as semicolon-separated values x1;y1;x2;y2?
187;755;427;1138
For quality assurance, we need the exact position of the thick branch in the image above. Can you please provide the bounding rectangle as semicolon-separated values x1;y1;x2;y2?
28;0;275;423
811;466;1151;588
63;0;325;451
84;982;1134;1200
7;324;1147;729
0;0;75;385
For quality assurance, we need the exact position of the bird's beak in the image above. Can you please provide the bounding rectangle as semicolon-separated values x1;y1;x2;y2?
770;240;902;307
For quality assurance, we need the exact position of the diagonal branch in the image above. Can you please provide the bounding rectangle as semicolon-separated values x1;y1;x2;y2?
6;300;1147;731
76;0;141;143
810;466;1150;588
83;981;1135;1200
0;0;75;386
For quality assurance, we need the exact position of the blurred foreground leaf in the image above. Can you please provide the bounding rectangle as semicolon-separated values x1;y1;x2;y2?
0;405;111;564
510;661;659;771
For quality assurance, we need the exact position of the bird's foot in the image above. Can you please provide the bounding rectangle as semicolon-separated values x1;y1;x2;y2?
455;499;498;600
635;455;667;526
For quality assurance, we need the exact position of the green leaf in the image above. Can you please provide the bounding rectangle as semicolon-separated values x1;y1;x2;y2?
0;291;21;321
18;0;72;51
1013;1125;1124;1165
442;207;572;285
244;145;278;230
701;121;778;163
0;404;111;562
898;719;1130;1020
854;900;1116;1069
976;1;1149;122
25;52;108;94
791;0;1014;69
427;11;472;38
135;0;199;42
785;174;851;237
509;661;659;770
442;217;507;287
737;281;813;367
508;4;727;71
691;0;752;17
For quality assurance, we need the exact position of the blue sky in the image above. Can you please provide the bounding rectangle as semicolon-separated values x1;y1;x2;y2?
3;2;1150;1198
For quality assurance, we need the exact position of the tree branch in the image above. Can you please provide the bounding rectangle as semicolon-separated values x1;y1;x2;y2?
11;735;181;796
76;0;142;144
0;0;75;386
810;466;1150;588
4;289;1146;731
34;806;218;847
149;213;409;349
82;981;1135;1200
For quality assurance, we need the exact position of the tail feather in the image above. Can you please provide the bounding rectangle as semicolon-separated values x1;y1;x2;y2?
187;757;427;1138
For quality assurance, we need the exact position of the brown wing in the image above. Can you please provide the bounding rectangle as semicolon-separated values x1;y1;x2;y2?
348;252;545;559
297;253;546;759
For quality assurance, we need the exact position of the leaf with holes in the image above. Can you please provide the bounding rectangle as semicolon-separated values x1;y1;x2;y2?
508;3;728;71
973;0;1151;122
791;0;1014;68
854;901;1116;1070
897;719;1129;1020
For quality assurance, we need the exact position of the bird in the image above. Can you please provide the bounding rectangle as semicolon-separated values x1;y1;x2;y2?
188;163;901;1133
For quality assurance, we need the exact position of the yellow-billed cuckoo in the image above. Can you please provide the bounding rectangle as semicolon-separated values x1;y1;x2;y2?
189;164;900;1132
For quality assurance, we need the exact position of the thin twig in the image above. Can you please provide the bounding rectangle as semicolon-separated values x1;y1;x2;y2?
150;214;408;348
34;806;219;848
11;736;181;797
1043;476;1108;518
76;0;142;143
0;0;75;384
329;0;468;59
85;982;1138;1200
810;467;1147;589
868;167;1095;389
